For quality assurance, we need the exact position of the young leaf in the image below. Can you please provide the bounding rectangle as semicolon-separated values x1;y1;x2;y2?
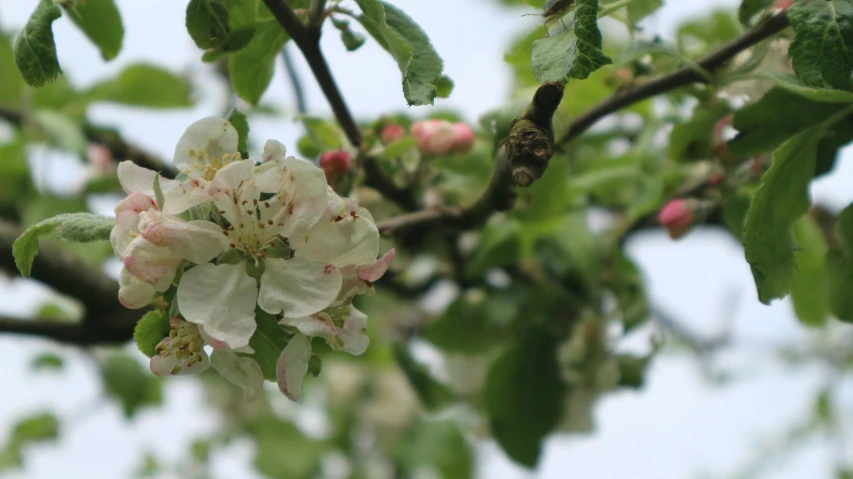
355;0;446;106
827;202;853;322
789;216;829;327
186;0;230;49
101;354;163;418
13;213;115;277
728;87;851;157
788;0;853;89
423;296;505;353
764;73;853;103
31;353;63;371
228;20;289;104
14;0;63;87
85;63;193;108
247;309;289;380
134;311;171;358
627;0;663;24
531;0;612;83
484;332;564;468
738;0;774;26
228;109;250;158
392;343;452;410
0;35;26;107
300;116;346;150
65;0;124;61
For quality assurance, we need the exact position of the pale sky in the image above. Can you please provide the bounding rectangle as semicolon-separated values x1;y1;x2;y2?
1;0;852;478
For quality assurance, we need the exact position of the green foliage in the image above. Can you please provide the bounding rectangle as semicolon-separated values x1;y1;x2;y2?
765;73;853;102
355;0;446;105
393;419;474;479
31;353;63;371
300;116;346;150
13;213;114;277
790;216;830;327
627;0;663;24
65;0;124;60
228;109;250;158
247;417;322;479
186;0;230;49
14;0;63;87
247;309;289;381
229;20;289;104
423;294;508;353
531;0;612;83
85;64;194;108
738;0;774;26
0;35;25;108
0;412;59;471
827;203;853;321
668;98;732;161
32;110;86;153
484;332;564;467
788;0;853;90
134;311;171;358
101;354;163;418
392;343;452;410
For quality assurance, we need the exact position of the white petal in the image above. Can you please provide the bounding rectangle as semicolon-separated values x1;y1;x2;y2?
358;248;396;282
110;225;132;258
117;268;157;309
177;262;258;349
339;306;369;355
258;257;342;318
174;117;239;173
262;139;286;163
208;160;260;226
114;192;156;230
138;210;229;264
276;333;312;401
161;177;213;214
210;350;264;402
117;161;175;197
123;237;180;291
280;313;338;339
259;158;327;239
295;214;379;267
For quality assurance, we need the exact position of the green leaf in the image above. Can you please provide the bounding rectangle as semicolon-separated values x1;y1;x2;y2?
247;417;322;479
816;115;853;176
300;116;345;150
85;63;193;108
764;73;853;103
14;0;62;87
723;192;752;241
228;109;249;158
32;110;86;153
377;137;417;159
738;0;774;26
423;296;505;353
0;35;25;108
484;332;564;468
228;19;289;104
392;343;452;410
827;249;853;321
186;0;230;49
743;107;853;303
836;201;853;254
394;419;474;479
627;0;663;23
355;0;446;105
11;413;58;446
728;87;851;157
790;216;830;327
668;98;732;161
788;0;853;89
134;311;170;358
12;213;114;277
101;354;163;418
247;309;289;381
435;74;454;98
31;353;63;371
531;0;612;83
65;0;124;60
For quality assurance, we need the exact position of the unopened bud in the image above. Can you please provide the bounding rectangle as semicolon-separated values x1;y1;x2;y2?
86;143;114;177
773;0;791;8
449;123;475;154
380;123;405;143
411;119;456;157
319;150;352;184
657;199;695;239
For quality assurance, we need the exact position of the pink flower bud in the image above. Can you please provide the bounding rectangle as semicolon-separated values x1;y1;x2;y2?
86;143;114;177
380;124;405;143
411;119;456;157
773;0;791;9
657;199;694;239
449;123;475;154
319;150;352;184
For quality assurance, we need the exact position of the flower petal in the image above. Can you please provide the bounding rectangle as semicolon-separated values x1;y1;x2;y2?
138;210;229;264
258;257;342;318
339;306;369;355
117;161;175;197
208;160;260;226
162;177;213;214
118;268;157;309
123;238;180;291
177;262;258;349
359;249;396;282
150;343;210;376
259;158;327;239
210;349;264;402
262;139;286;163
174;117;239;174
276;333;312;401
295;212;380;267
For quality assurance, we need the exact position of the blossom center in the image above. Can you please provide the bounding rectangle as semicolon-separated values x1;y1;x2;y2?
155;319;206;374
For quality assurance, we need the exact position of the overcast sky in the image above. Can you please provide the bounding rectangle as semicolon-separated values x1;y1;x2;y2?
1;0;852;478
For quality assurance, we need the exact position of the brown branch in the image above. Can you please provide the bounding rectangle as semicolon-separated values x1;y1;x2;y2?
0;316;135;345
557;10;790;147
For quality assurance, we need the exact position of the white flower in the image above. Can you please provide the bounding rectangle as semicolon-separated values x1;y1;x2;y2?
177;158;343;349
276;333;312;401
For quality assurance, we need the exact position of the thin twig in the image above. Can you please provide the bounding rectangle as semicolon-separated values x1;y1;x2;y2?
281;45;308;115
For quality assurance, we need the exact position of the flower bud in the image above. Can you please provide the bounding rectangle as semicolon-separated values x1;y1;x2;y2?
411;119;456;157
773;0;791;8
449;123;475;154
319;150;352;184
657;199;695;239
380;123;405;143
86;143;114;177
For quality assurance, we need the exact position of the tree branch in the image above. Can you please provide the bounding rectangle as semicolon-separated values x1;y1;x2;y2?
556;10;790;147
0;316;135;345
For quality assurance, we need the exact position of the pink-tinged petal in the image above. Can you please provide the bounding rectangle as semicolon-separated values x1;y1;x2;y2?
161;177;213;215
117;161;175;197
262;139;286;164
174;117;239;173
198;325;229;350
276;333;312;401
208;160;260;226
137;211;228;264
358;249;396;282
177;262;258;349
210;350;264;402
280;313;338;339
110;225;132;258
260;158;327;240
122;238;180;291
114;192;156;230
117;268;157;309
258;257;342;318
339;307;369;355
295;210;380;268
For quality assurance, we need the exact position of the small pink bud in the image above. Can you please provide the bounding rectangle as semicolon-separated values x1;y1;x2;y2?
449;123;475;154
380;124;405;143
773;0;791;9
411;119;456;157
86;143;114;177
708;173;725;186
657;199;694;239
319;150;352;184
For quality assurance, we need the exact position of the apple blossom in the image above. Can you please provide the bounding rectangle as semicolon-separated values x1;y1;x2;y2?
380;123;406;143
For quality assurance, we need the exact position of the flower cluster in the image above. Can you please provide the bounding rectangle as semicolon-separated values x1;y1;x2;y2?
111;117;394;401
410;119;475;157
